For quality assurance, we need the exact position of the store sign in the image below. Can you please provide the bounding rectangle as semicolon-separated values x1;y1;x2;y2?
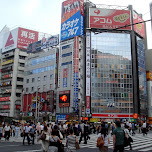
2;27;38;53
27;35;59;53
3;105;9;109
146;71;152;81
133;12;145;38
89;8;131;30
92;113;133;118
59;90;70;107
0;97;10;101
86;32;91;114
63;68;68;88
2;59;13;66
16;105;21;109
61;0;84;41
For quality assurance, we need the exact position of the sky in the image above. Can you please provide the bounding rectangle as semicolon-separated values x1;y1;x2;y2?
0;0;152;48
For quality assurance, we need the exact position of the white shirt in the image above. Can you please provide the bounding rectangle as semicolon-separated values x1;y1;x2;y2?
129;123;132;128
40;125;44;131
142;123;146;128
124;128;131;138
24;126;30;133
4;126;10;131
98;133;109;147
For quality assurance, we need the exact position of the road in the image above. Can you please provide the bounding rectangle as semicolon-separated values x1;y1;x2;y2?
0;131;152;152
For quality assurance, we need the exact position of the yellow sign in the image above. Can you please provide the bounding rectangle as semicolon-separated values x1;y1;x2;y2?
2;59;13;65
90;118;98;122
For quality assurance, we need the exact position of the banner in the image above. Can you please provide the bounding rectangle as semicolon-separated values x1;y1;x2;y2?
133;11;145;38
27;35;59;53
61;0;84;41
89;8;131;30
86;32;91;114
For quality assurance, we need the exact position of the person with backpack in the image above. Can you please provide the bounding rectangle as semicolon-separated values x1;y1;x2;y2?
113;121;125;152
97;127;110;152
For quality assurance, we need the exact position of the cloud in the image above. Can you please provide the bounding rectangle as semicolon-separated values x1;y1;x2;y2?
24;0;41;16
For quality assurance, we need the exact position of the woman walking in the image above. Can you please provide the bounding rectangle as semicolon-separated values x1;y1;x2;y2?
66;128;79;152
97;127;110;152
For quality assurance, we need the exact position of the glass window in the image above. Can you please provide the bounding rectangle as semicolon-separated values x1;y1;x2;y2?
27;79;29;83
50;74;53;80
32;78;35;82
31;87;34;92
44;75;47;81
26;88;28;92
37;77;40;81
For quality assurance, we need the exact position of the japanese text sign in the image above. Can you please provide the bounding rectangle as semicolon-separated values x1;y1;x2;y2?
89;8;131;30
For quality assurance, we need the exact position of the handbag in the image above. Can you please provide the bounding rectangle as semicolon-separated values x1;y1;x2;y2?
40;133;46;140
128;136;133;143
96;136;104;148
75;136;80;149
20;132;23;137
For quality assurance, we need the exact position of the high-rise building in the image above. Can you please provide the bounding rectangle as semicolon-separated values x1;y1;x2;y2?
0;27;38;117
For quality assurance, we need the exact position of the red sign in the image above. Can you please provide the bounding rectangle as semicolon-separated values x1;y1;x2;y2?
74;37;79;73
61;0;84;24
133;12;145;38
16;105;21;109
3;105;9;109
5;32;14;47
86;96;90;114
0;97;10;101
92;113;133;118
59;90;70;107
133;113;138;119
90;8;131;30
4;74;10;78
17;27;38;49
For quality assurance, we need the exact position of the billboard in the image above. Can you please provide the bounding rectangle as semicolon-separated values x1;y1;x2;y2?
89;8;131;30
133;12;145;38
86;32;91;114
0;97;10;101
59;90;70;107
2;27;38;53
27;35;59;53
61;0;84;41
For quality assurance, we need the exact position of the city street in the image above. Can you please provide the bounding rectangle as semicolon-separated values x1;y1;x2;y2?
1;131;152;152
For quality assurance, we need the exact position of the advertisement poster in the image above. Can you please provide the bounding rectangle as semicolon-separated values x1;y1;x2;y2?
59;90;70;107
89;8;131;30
61;0;84;41
133;11;145;38
63;68;68;88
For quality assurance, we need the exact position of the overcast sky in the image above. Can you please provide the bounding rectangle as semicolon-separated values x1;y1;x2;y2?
0;0;152;48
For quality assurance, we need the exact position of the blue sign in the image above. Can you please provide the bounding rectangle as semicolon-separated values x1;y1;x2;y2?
63;78;67;88
56;114;66;123
61;10;84;41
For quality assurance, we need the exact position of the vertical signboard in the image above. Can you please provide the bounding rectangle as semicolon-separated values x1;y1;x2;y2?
73;36;79;112
61;0;84;41
63;68;68;87
133;12;145;38
86;32;91;114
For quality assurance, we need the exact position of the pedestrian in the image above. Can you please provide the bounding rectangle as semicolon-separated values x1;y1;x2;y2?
4;123;11;141
113;121;125;152
38;124;50;152
30;125;36;144
138;122;142;133
11;123;15;137
49;129;62;152
23;123;31;145
66;128;79;152
15;124;20;138
142;121;147;136
124;125;132;150
0;123;3;142
79;121;87;144
97;127;110;152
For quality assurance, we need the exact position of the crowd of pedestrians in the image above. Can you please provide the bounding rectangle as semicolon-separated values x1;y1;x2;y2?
0;120;151;152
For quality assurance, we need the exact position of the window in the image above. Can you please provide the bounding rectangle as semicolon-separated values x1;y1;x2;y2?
43;85;46;91
50;74;53;80
32;78;35;82
44;75;47;81
31;87;34;92
26;88;28;92
27;79;29;83
37;77;40;81
50;84;52;89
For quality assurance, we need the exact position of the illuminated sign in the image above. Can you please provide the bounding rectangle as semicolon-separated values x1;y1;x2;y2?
0;97;10;101
2;59;13;65
59;90;70;107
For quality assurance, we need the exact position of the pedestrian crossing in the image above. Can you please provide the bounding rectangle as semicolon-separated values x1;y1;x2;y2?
75;133;152;151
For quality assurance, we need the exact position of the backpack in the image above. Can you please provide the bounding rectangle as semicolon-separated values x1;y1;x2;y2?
96;135;104;148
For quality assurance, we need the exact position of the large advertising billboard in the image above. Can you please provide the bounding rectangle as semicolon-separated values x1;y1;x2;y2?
61;0;84;41
89;8;131;30
2;27;38;53
59;90;70;107
27;35;59;53
133;12;145;38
